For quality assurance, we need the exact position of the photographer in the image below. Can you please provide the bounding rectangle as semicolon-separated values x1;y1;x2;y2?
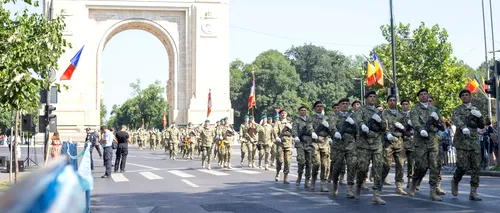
86;128;102;170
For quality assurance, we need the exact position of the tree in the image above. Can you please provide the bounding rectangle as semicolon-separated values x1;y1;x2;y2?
0;0;68;182
373;22;468;117
100;101;107;125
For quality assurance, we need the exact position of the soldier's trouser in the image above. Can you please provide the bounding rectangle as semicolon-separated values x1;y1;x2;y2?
201;145;213;164
405;149;415;180
169;142;178;157
188;142;195;157
437;147;444;184
258;144;264;164
453;149;481;187
296;147;313;179
333;149;356;185
276;144;292;175
156;140;161;149
225;144;232;165
271;143;277;164
259;144;272;165
413;147;439;187
340;158;346;178
312;137;330;181
382;145;405;183
356;148;383;191
150;140;156;150
240;141;248;161
137;140;143;149
218;144;226;163
248;142;257;164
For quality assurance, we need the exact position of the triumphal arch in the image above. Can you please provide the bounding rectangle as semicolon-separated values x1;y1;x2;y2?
44;0;233;139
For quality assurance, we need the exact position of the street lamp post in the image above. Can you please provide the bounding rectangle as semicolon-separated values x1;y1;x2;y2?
389;0;397;101
353;78;364;105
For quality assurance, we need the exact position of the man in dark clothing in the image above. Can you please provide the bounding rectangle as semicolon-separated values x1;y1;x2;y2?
86;128;102;170
114;125;130;173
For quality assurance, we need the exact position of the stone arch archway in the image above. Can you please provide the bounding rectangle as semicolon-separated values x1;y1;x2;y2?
47;0;233;141
95;18;179;125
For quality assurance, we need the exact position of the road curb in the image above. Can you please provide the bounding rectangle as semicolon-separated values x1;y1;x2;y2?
478;171;500;177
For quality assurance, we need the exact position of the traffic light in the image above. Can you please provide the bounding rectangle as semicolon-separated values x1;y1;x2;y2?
491;60;500;75
45;105;56;121
485;77;497;97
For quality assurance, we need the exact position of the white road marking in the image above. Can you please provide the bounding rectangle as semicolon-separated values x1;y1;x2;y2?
384;193;469;209
458;190;500;199
234;169;261;174
288;174;298;178
111;173;129;182
269;187;339;206
139;172;163;180
181;179;199;188
197;169;230;176
169;170;195;178
127;162;160;170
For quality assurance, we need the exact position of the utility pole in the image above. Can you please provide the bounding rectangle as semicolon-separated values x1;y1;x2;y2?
389;0;398;102
482;0;492;120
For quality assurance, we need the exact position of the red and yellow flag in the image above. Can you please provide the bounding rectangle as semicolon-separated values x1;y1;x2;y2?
248;72;256;109
207;89;212;118
373;52;384;87
465;78;479;93
366;61;376;86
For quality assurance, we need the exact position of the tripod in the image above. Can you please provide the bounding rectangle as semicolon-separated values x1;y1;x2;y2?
25;133;38;168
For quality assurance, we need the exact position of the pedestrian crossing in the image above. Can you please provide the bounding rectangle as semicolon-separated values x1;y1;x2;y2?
101;166;289;184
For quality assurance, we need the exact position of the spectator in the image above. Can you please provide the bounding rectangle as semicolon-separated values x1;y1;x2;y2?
99;125;114;178
114;125;130;173
51;132;62;159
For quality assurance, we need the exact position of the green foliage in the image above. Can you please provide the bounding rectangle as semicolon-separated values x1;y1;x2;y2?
107;80;167;130
0;0;69;113
373;22;468;117
100;101;107;125
0;106;12;135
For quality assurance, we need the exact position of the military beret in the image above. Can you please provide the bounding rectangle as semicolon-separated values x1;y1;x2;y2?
222;117;228;120
459;89;471;97
261;114;267;119
333;103;339;107
386;94;396;102
244;115;250;118
417;88;428;97
400;99;410;105
204;119;210;123
267;116;273;120
274;115;279;119
249;115;253;119
216;120;220;123
338;97;350;104
313;101;323;108
279;109;287;114
172;122;176;124
187;122;192;125
351;100;361;107
298;106;307;111
364;90;376;98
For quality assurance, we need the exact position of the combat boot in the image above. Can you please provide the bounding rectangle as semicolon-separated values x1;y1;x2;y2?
252;162;256;168
408;179;416;197
395;182;407;195
304;178;310;189
361;183;369;191
320;180;329;192
451;178;459;196
227;163;233;169
436;183;446;195
202;161;205;169
275;172;280;182
372;190;386;205
469;186;482;201
332;181;338;196
258;161;262;169
310;178;316;191
429;186;443;201
354;184;362;199
295;175;302;186
384;179;392;186
346;185;355;198
240;160;244;166
207;164;211;170
283;174;290;184
265;163;269;170
415;178;422;191
339;179;346;186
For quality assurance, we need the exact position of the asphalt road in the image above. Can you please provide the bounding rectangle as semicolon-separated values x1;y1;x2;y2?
80;145;500;213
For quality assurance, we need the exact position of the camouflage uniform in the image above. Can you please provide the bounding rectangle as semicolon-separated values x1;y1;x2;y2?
222;124;235;168
155;130;162;150
138;129;145;150
168;126;181;159
401;110;415;189
381;108;407;195
292;115;313;188
257;121;274;169
274;118;294;184
306;113;331;192
354;105;387;202
408;102;445;201
163;128;170;153
247;123;259;168
451;103;484;200
239;121;250;165
200;125;216;169
186;125;197;159
328;110;358;197
149;130;157;151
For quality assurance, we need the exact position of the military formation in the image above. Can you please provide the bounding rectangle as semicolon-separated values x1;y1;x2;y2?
126;88;484;205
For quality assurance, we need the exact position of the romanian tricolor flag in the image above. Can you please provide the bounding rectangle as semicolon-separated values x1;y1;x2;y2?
60;46;84;81
248;72;256;109
483;77;488;91
466;78;480;93
373;52;384;87
366;61;376;86
207;89;212;118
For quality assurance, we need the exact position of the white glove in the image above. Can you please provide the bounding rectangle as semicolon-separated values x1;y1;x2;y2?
407;120;412;127
462;128;470;135
321;120;329;128
312;132;318;139
372;114;381;123
276;137;282;143
345;117;354;125
387;133;395;141
294;137;300;143
471;110;482;118
394;122;405;130
215;136;220;140
430;112;439;120
334;132;342;139
420;130;428;137
361;124;369;133
285;123;292;129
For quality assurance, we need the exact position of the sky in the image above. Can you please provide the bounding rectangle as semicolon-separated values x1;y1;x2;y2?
4;0;500;119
